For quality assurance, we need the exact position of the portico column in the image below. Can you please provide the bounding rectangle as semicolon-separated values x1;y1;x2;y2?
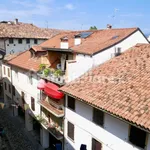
25;109;33;131
40;126;49;148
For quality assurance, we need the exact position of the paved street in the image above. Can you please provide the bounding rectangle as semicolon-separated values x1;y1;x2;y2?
0;107;44;150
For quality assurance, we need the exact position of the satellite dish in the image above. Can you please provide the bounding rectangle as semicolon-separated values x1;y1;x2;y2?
57;64;61;69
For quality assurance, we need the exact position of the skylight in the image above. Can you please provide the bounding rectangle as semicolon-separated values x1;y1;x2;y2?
75;32;93;38
112;35;119;40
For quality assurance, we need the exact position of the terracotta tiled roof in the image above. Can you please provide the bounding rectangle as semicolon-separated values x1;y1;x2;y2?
3;52;22;62
8;50;41;71
61;44;150;131
0;22;62;39
31;46;45;52
39;28;140;55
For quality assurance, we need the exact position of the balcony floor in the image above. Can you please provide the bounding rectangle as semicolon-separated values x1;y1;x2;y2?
39;100;64;117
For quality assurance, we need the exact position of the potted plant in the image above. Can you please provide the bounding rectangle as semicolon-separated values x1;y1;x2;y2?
39;64;46;71
43;68;50;77
54;69;63;81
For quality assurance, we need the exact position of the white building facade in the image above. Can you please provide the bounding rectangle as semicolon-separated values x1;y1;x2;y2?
64;95;150;150
2;27;149;150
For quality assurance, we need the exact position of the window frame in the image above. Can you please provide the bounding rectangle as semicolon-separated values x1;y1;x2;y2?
67;121;74;141
9;39;14;44
129;125;147;149
7;68;10;77
29;74;33;85
93;108;104;127
34;39;38;44
31;97;35;111
18;39;22;44
12;85;15;96
67;96;75;111
3;66;6;75
92;138;102;150
26;39;30;44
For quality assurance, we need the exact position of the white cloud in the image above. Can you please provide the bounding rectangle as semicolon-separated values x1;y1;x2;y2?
65;3;75;10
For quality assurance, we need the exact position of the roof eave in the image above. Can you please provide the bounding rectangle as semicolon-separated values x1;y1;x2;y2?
60;90;150;134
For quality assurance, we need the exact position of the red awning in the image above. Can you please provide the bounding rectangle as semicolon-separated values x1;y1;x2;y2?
44;82;64;100
37;79;46;90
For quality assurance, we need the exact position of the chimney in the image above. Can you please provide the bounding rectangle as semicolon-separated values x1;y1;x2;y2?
14;18;18;24
60;37;69;49
74;34;81;45
107;24;112;29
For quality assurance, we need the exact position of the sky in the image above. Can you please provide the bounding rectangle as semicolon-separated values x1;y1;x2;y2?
0;0;150;34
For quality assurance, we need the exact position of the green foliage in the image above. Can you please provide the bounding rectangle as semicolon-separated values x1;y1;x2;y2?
43;68;50;77
39;64;46;71
89;26;97;30
54;69;63;77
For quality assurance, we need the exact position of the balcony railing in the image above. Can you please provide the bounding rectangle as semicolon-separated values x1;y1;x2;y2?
37;70;65;86
36;115;63;140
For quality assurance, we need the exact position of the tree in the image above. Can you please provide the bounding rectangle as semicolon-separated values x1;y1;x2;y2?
89;26;97;30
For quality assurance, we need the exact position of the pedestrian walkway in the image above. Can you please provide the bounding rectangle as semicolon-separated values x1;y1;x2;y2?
0;108;44;150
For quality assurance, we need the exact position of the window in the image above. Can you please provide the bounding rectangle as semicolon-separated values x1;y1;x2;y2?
67;121;74;141
92;139;102;150
31;97;35;111
18;39;22;44
21;91;25;105
3;66;6;75
34;39;38;44
4;82;7;90
9;84;11;93
9;39;13;44
15;70;18;80
67;96;75;111
12;85;15;96
115;47;121;56
7;68;10;77
129;126;146;149
29;74;33;85
26;39;30;44
93;108;104;127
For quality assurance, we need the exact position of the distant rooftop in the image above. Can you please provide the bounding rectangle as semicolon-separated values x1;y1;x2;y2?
0;19;63;39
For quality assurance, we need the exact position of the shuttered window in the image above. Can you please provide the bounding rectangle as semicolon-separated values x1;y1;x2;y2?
67;96;75;111
12;85;15;96
67;121;74;141
8;68;10;77
92;138;102;150
93;108;104;127
129;126;146;149
31;97;35;111
3;66;6;75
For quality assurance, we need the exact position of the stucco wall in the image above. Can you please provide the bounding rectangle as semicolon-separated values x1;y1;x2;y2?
11;67;41;116
5;39;46;54
67;30;148;82
64;97;150;150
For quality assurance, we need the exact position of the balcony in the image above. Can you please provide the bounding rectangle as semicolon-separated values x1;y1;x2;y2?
38;92;64;117
37;51;77;85
38;107;63;140
37;70;65;86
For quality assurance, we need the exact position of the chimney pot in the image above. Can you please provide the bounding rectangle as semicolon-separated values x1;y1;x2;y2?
14;18;18;24
107;24;112;29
